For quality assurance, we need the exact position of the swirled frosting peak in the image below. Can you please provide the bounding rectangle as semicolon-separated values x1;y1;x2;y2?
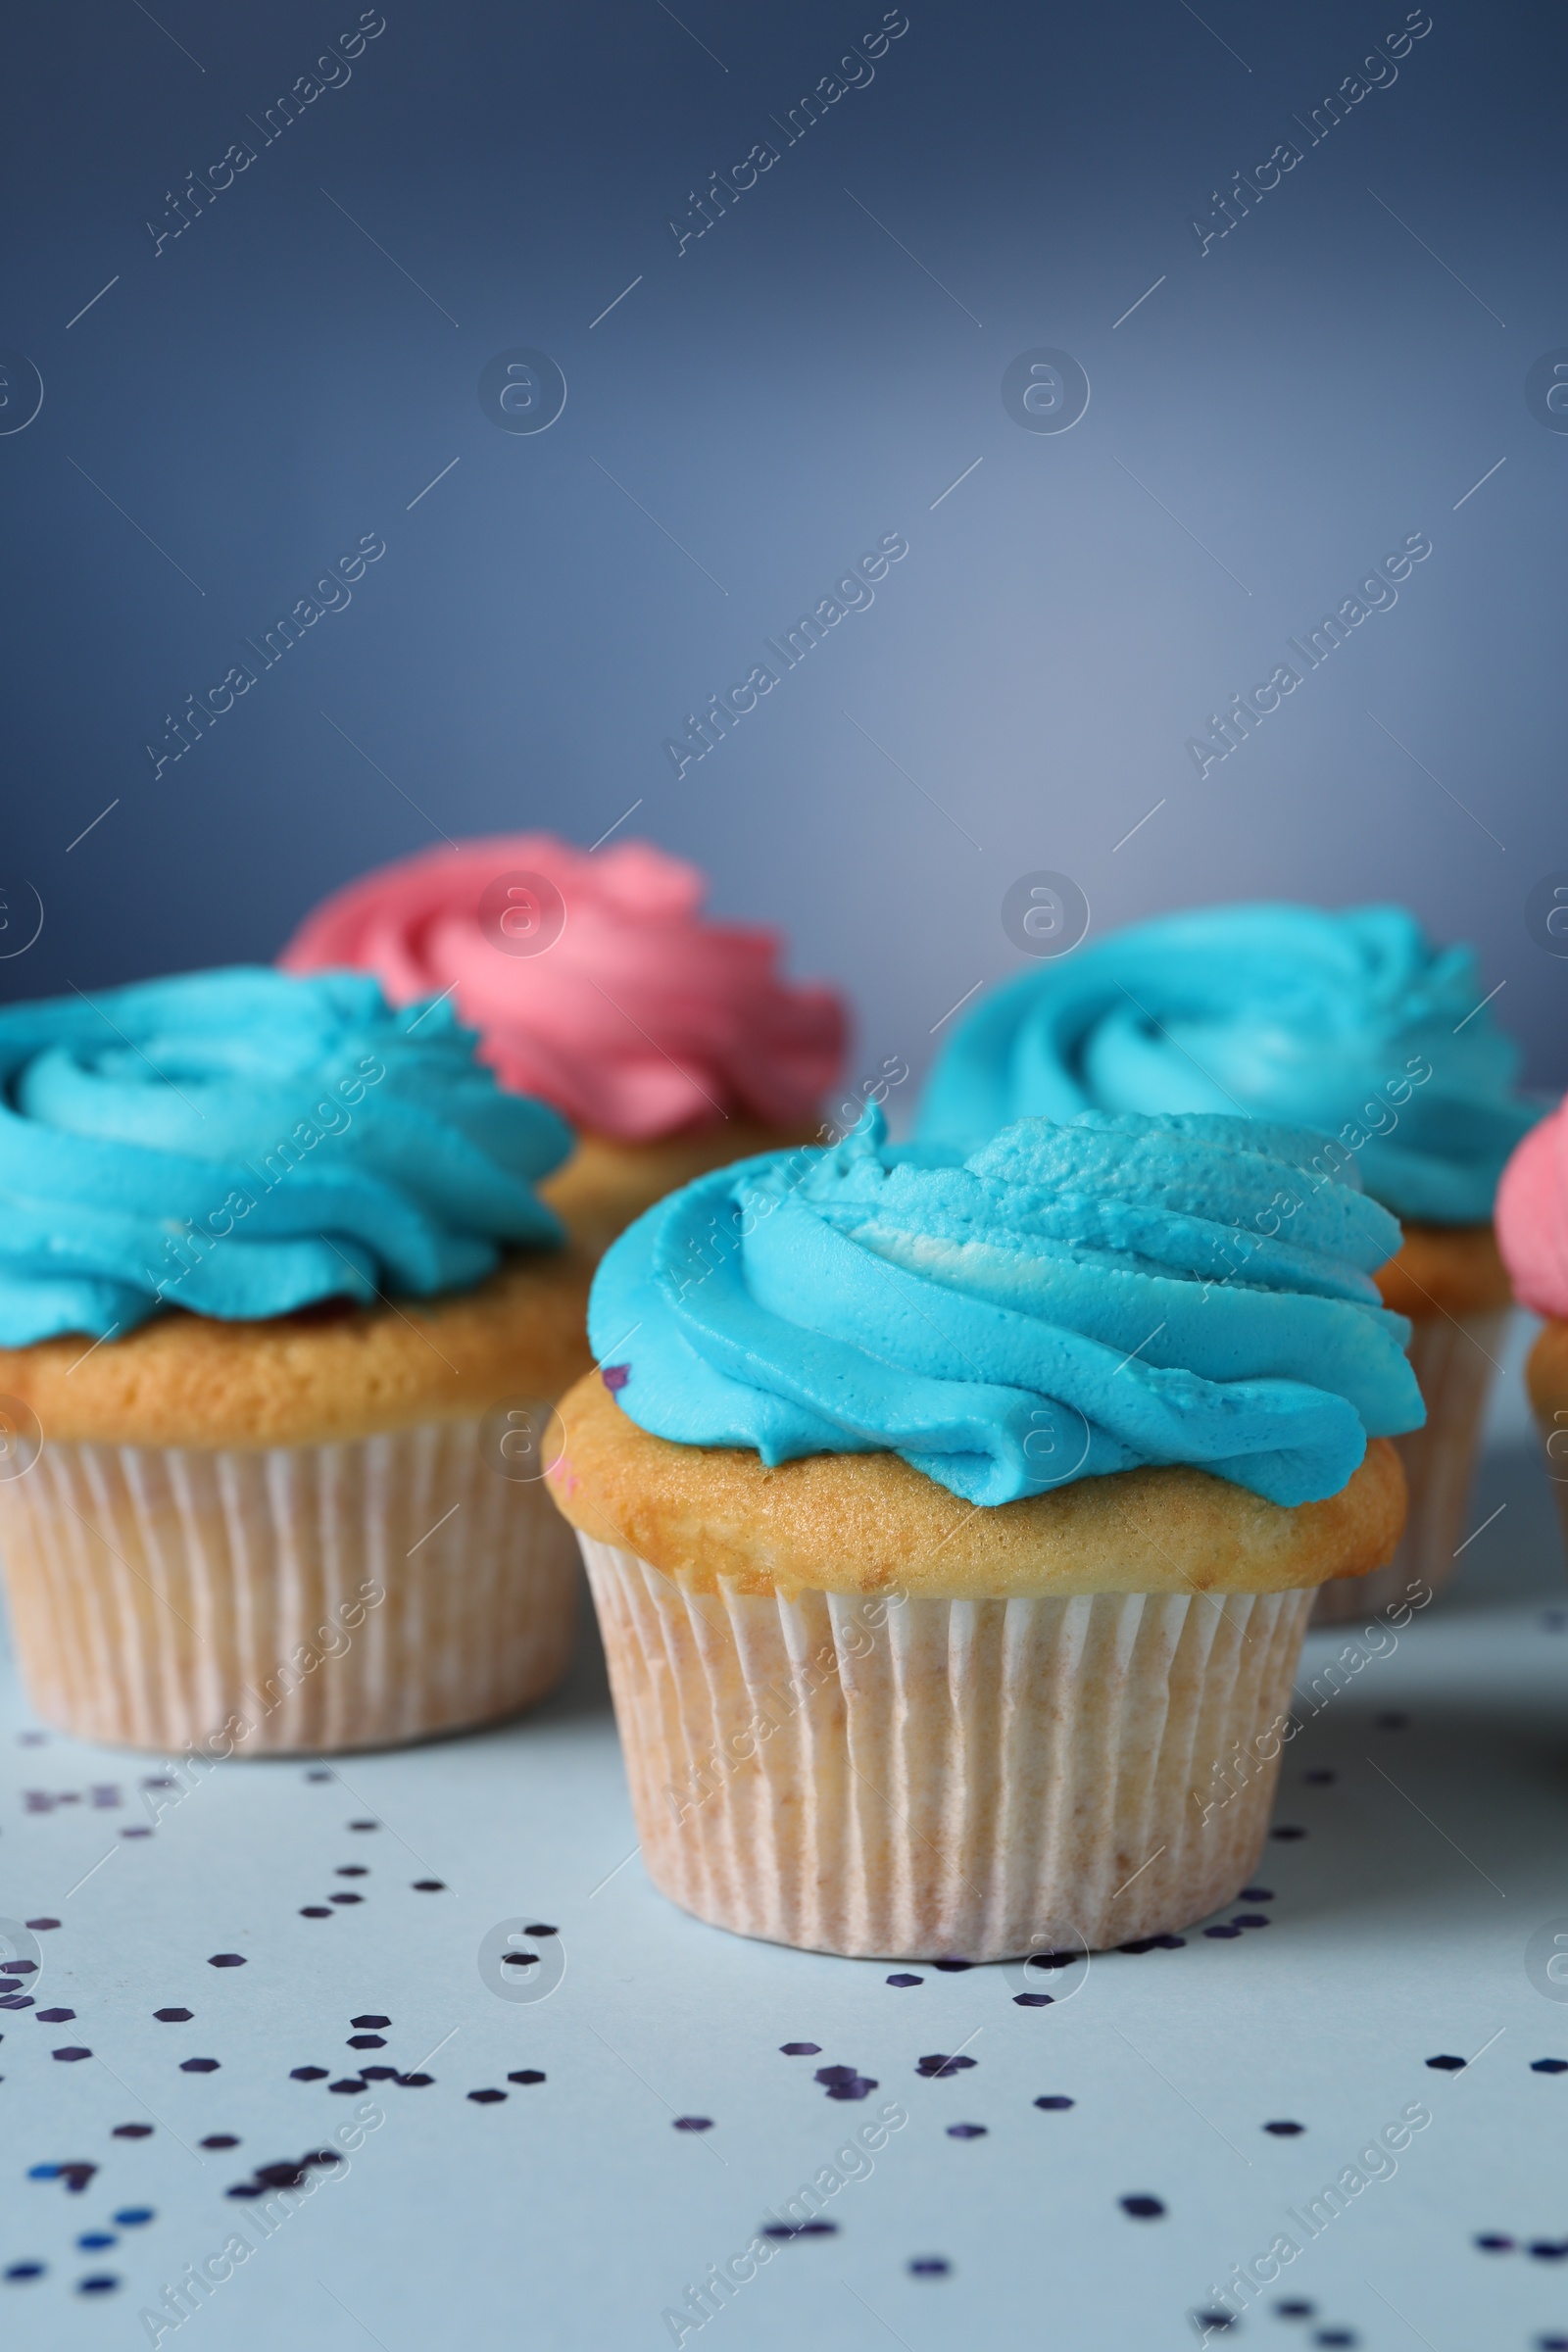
0;967;572;1345
917;904;1538;1226
281;834;848;1141
587;1105;1423;1509
1496;1097;1568;1319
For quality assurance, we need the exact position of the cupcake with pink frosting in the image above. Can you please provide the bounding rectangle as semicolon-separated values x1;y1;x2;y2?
1496;1100;1568;1542
281;836;849;1254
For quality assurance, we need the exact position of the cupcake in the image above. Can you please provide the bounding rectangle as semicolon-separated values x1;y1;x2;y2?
1496;1098;1568;1552
280;834;849;1257
918;904;1538;1623
0;968;594;1755
547;1109;1417;1960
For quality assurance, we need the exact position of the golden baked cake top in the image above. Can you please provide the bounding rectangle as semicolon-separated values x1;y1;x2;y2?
1375;1221;1513;1320
551;1368;1406;1600
0;1249;595;1449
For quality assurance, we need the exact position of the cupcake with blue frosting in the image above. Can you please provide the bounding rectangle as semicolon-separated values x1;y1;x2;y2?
0;968;592;1753
548;1107;1416;1960
918;904;1537;1619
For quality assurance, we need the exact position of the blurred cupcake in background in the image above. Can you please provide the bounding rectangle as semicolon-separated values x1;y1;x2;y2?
549;1108;1416;1960
917;904;1539;1621
281;835;849;1256
0;968;593;1754
1496;1097;1568;1558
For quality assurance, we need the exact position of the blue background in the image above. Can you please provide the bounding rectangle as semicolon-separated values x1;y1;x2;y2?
2;0;1564;1099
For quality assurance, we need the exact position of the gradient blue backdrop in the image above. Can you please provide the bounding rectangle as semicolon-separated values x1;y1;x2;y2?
3;0;1564;1103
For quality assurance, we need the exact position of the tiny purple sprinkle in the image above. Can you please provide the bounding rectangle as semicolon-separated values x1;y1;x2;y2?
602;1364;630;1393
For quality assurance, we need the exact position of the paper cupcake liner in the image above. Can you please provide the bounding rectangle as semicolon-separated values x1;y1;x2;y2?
1311;1308;1505;1627
1525;1317;1568;1571
0;1419;579;1754
578;1534;1315;1960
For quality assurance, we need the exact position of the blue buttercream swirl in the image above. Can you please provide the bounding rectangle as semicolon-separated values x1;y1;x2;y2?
917;904;1539;1225
588;1105;1425;1510
0;967;573;1344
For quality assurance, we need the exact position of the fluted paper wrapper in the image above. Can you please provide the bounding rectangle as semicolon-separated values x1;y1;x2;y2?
0;1419;578;1753
1525;1317;1568;1572
1312;1309;1505;1628
580;1535;1315;1960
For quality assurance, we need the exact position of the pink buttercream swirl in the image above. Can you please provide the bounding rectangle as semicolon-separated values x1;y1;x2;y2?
280;835;848;1142
1496;1099;1568;1319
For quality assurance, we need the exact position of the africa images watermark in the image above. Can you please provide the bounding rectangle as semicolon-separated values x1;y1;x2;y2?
1186;532;1432;779
1193;2098;1434;2340
136;2099;385;2344
143;533;387;781
138;1581;387;1812
141;1053;388;1306
1190;1578;1434;1832
662;533;909;779
1197;1051;1435;1302
662;1585;910;1831
661;2101;909;2344
658;1055;910;1315
665;11;909;258
1189;10;1433;258
144;11;387;258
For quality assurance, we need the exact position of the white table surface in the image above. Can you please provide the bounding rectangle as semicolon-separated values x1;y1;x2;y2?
2;1313;1564;2352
